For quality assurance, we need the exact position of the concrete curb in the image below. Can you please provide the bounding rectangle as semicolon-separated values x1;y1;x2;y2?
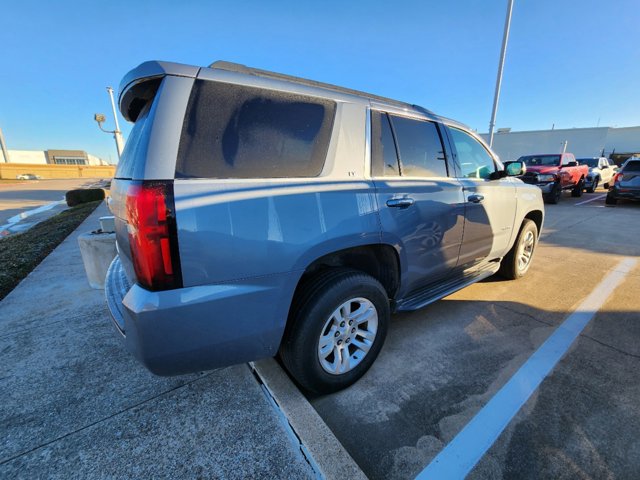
251;359;367;480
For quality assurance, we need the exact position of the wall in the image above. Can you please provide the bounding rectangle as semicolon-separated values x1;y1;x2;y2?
2;150;48;164
0;163;115;179
481;126;640;162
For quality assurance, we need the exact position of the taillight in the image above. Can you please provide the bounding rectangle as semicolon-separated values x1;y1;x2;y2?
125;181;182;291
613;172;623;184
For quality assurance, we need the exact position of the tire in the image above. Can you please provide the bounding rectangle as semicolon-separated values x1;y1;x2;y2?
498;219;538;280
586;177;598;193
571;179;584;197
605;193;618;206
544;183;561;204
280;269;390;394
603;182;610;190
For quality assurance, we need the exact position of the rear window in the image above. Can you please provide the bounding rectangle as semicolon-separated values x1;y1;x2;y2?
624;161;640;172
176;80;336;178
115;100;154;180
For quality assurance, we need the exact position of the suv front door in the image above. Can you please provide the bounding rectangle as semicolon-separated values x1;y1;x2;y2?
371;111;465;297
444;125;517;267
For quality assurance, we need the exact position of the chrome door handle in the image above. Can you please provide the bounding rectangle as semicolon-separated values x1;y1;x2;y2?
467;194;484;203
386;197;415;208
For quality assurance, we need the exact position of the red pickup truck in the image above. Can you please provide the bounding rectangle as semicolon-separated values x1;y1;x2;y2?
516;153;589;204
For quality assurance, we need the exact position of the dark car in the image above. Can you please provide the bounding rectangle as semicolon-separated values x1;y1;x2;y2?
606;158;640;205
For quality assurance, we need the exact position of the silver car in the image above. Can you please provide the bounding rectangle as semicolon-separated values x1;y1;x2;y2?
105;60;545;393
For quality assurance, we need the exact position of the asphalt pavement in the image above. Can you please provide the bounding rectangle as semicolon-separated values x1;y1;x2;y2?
0;178;101;226
306;190;640;479
0;203;315;479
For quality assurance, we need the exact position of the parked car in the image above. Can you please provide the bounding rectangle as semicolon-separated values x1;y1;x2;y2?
105;60;545;393
516;153;589;204
578;157;616;192
16;173;42;180
606;158;640;205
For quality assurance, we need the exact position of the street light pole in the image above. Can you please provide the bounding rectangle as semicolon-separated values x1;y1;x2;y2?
488;0;514;148
106;87;125;160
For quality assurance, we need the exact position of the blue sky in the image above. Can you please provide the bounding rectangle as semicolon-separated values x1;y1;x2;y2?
1;0;638;164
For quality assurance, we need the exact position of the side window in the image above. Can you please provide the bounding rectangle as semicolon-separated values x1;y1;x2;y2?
561;154;573;166
371;111;400;176
388;115;448;177
448;127;496;179
176;80;336;178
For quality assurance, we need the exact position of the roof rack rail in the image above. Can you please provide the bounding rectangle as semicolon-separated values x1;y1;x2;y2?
209;60;434;116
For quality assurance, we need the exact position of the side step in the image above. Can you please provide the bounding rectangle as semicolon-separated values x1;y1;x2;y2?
395;262;501;312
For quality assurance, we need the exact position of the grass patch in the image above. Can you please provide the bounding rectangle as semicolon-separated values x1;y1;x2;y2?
0;200;101;301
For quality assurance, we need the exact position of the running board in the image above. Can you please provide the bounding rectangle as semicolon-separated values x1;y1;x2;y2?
395;262;501;312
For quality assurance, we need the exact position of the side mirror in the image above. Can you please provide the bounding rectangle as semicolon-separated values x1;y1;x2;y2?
566;161;578;167
504;161;526;176
601;165;609;169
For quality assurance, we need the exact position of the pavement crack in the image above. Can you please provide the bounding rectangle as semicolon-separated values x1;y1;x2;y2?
494;304;554;327
0;371;216;466
580;334;640;360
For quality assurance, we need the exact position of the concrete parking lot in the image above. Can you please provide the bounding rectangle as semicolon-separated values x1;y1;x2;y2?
308;191;640;479
0;178;100;226
1;187;638;479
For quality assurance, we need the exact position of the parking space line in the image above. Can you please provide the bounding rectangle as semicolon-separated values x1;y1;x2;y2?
416;257;637;480
575;194;606;206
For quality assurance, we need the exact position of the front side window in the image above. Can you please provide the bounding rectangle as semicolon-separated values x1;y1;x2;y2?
388;115;448;178
177;80;336;178
518;154;560;167
449;127;495;179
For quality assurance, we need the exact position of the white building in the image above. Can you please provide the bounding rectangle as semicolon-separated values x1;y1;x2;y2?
481;126;640;166
0;149;109;166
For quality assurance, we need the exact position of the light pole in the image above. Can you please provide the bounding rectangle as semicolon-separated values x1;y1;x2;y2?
94;87;124;162
488;0;514;148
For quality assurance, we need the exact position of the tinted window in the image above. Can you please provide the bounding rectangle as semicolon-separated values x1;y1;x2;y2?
115;100;154;179
389;115;447;177
519;155;560;167
177;80;336;178
578;158;599;168
371;111;400;176
624;161;640;172
449;127;495;179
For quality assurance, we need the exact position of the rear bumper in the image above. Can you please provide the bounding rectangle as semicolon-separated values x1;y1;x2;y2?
609;186;640;201
105;256;298;375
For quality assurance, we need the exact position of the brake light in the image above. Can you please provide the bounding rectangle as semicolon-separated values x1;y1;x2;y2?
125;181;182;291
613;172;623;184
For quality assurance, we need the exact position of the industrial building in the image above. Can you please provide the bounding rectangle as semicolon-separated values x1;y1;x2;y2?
481;126;640;166
0;149;108;166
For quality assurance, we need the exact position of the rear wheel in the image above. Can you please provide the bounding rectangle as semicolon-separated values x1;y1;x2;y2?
498;219;538;280
544;183;561;204
605;193;618;206
280;269;390;394
571;179;584;197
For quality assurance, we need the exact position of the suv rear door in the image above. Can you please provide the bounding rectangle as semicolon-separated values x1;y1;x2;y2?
371;110;465;298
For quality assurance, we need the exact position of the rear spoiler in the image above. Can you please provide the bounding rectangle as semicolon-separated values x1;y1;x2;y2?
118;61;200;122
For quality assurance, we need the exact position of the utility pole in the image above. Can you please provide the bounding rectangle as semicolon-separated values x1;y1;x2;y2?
94;87;124;162
488;0;515;148
0;127;10;163
106;87;124;159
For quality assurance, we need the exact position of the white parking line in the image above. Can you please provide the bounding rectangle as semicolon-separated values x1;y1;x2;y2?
416;257;637;480
575;194;607;206
0;198;65;232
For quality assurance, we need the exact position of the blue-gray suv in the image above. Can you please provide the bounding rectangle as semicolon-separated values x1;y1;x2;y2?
105;60;544;393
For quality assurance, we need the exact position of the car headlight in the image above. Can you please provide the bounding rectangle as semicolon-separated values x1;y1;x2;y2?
537;174;556;182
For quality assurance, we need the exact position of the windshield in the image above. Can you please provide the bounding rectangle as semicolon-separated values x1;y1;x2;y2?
518;155;560;166
578;158;599;168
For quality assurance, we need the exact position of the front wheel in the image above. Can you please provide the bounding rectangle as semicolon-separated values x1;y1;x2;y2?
586;177;598;193
544;183;561;204
498;219;538;280
280;269;390;394
571;179;584;197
